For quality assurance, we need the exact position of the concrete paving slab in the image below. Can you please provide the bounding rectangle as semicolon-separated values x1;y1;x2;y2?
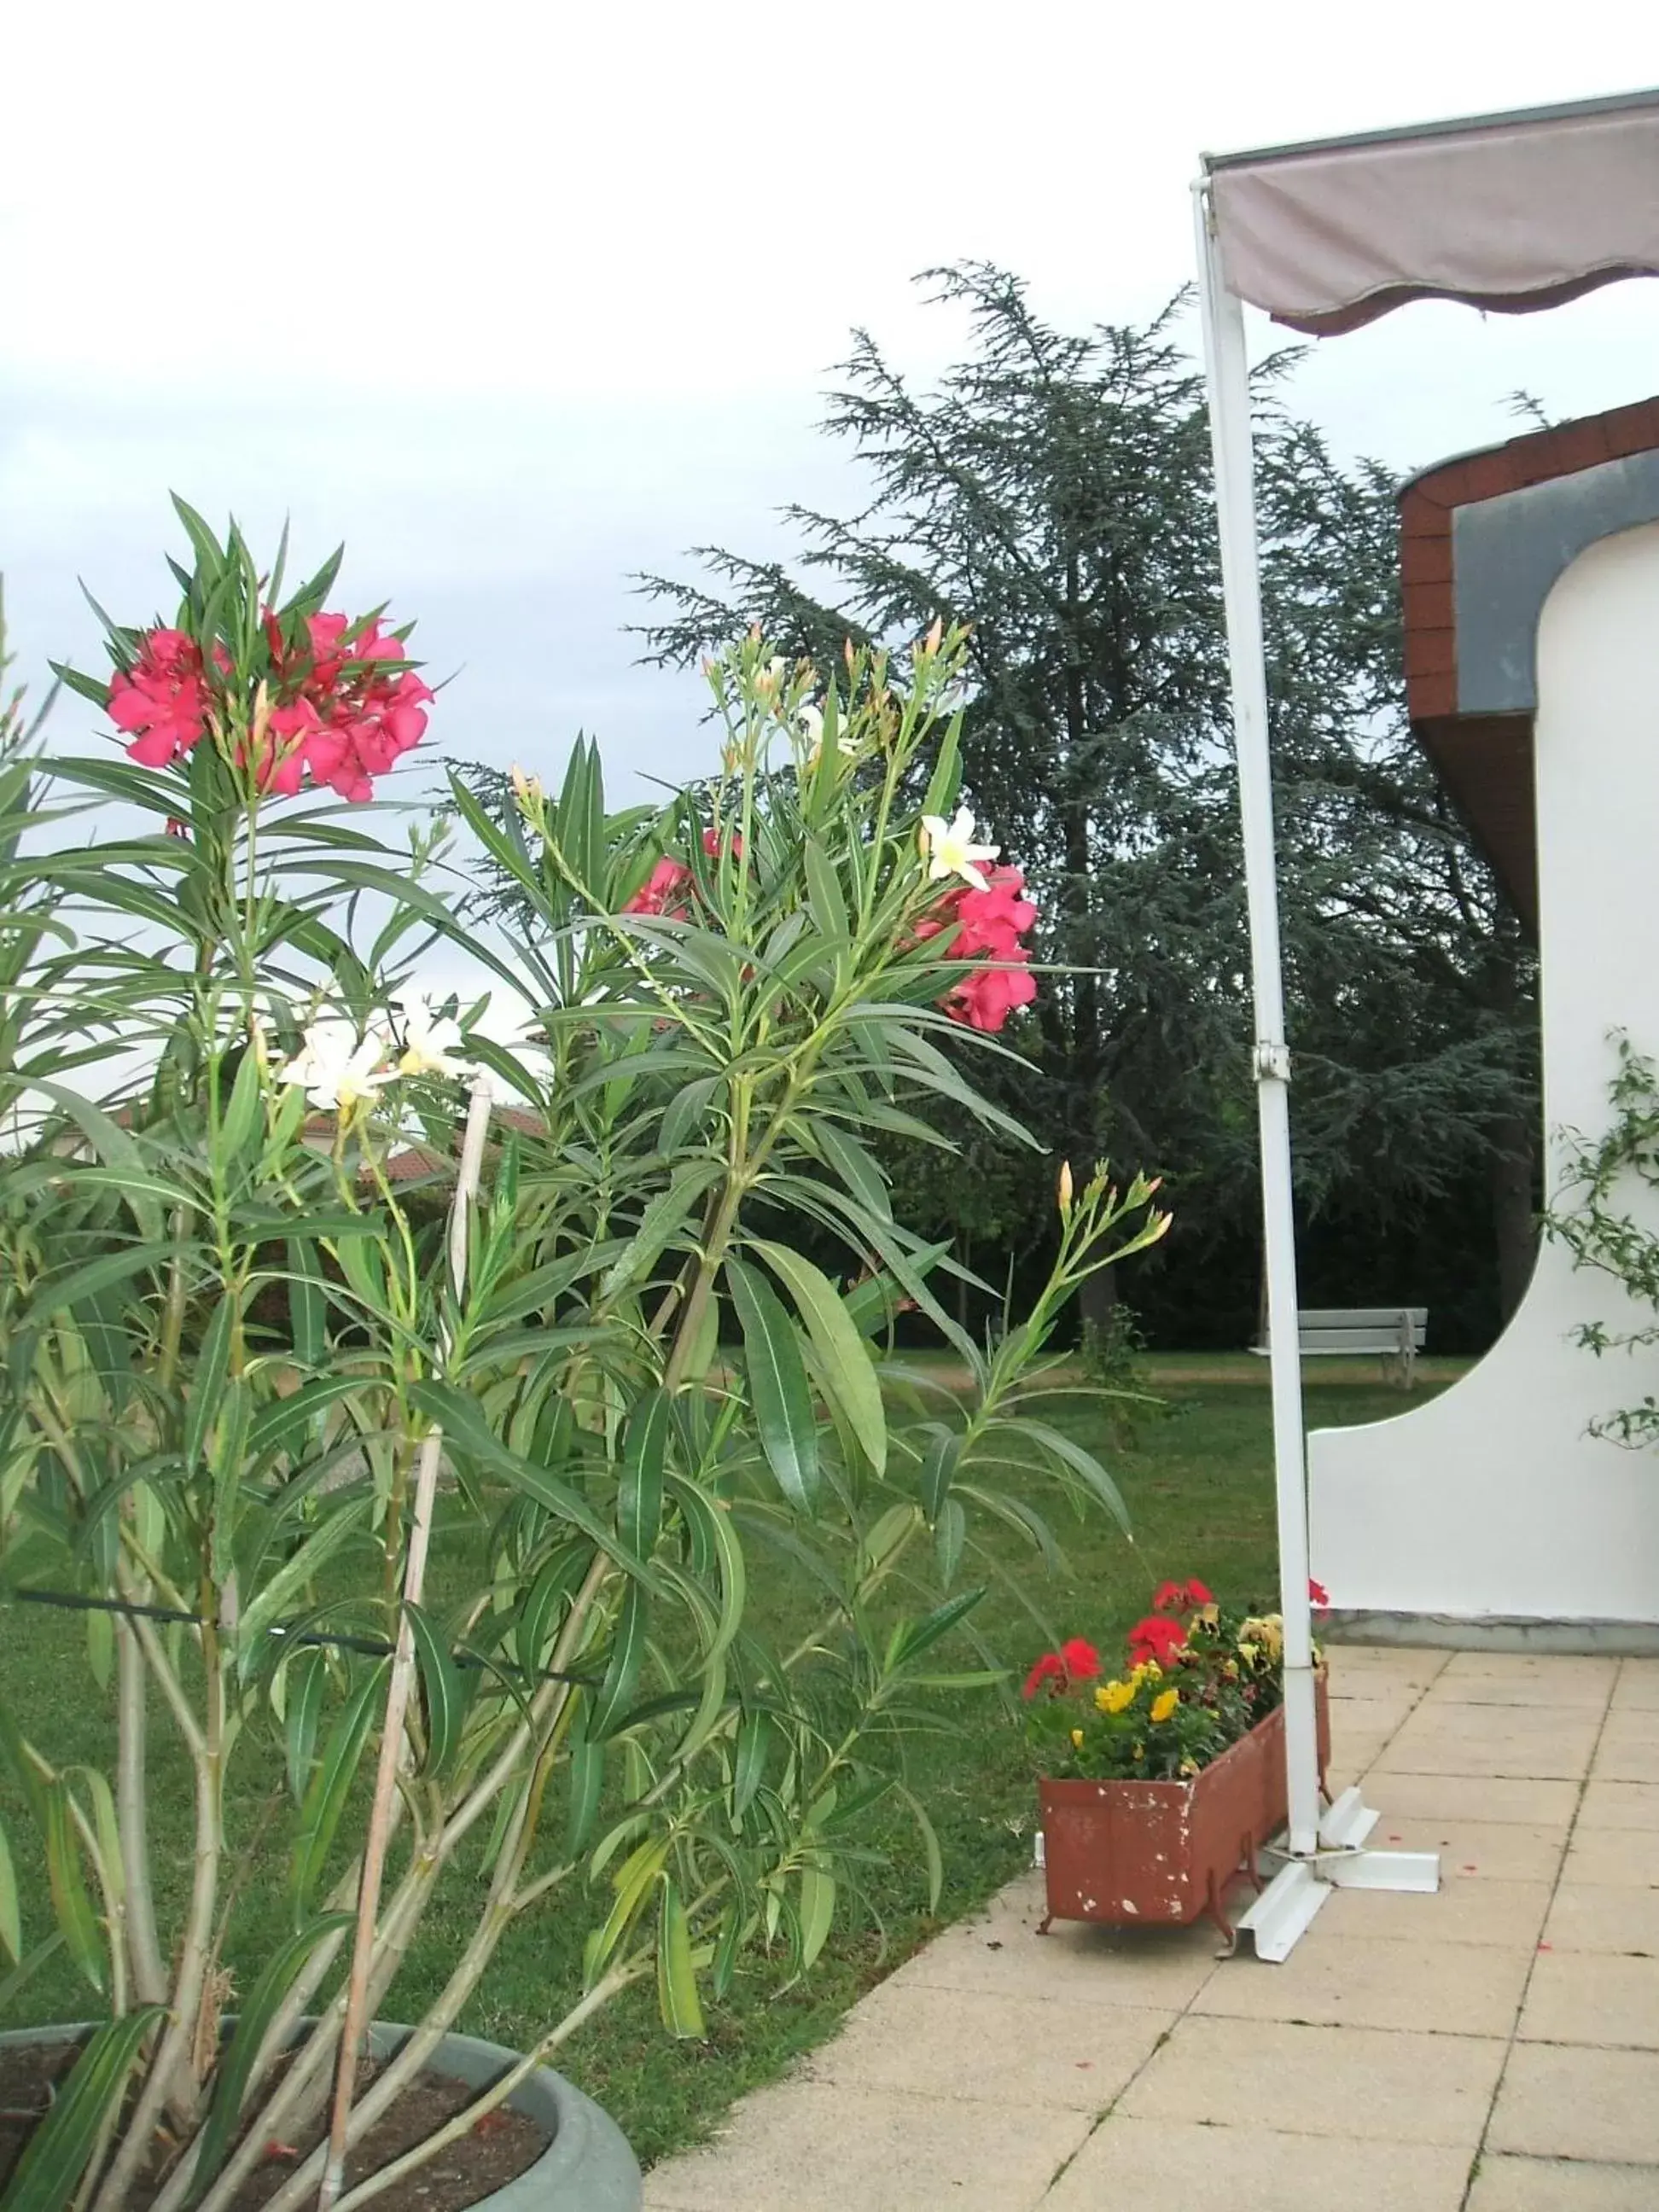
803;1980;1173;2112
1323;1736;1394;1790
1592;1717;1659;1784
1488;2041;1659;2163
642;2080;1090;2212
1039;2116;1470;2209
1578;1779;1659;1831
1343;1816;1570;1883
1466;2154;1659;2209
1439;1653;1619;1703
1118;2015;1506;2146
1359;1773;1580;1826
1563;1827;1659;1887
1612;1661;1659;1711
1316;1874;1551;1947
1376;1708;1598;1781
1519;1949;1659;2047
1324;1692;1417;1734
888;1873;1224;2011
1324;1645;1448;1691
1543;1881;1659;1954
1192;1929;1533;2035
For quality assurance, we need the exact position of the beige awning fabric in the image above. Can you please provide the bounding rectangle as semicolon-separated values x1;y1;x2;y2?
1207;91;1659;335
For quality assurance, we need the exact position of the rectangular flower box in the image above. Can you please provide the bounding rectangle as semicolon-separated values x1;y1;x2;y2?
1037;1678;1330;1940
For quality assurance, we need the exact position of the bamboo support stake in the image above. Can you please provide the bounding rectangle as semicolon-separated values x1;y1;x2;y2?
317;1077;494;2212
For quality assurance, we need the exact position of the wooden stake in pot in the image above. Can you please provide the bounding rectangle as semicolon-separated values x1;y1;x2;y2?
317;1076;495;2212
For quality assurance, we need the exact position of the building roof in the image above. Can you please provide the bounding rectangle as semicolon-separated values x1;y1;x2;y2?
1400;396;1659;929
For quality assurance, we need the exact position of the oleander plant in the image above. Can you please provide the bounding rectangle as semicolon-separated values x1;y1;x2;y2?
0;506;1166;2209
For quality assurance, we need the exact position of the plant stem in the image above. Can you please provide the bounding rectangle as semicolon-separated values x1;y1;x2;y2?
90;1618;225;2209
324;1959;651;2212
316;1078;493;2212
115;1615;168;2008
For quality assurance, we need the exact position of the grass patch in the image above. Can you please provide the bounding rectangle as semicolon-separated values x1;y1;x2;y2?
0;1371;1457;2166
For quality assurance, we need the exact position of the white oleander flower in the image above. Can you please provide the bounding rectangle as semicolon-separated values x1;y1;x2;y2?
390;992;474;1080
276;1019;390;1112
919;806;999;893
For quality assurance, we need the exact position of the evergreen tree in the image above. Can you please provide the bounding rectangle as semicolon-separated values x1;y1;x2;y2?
629;264;1539;1342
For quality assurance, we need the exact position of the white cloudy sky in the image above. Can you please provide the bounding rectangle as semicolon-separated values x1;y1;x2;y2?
5;1;1658;803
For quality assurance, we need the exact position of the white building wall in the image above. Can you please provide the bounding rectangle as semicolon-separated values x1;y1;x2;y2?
1308;520;1659;1624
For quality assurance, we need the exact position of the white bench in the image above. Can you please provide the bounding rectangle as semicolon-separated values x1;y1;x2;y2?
1253;1307;1428;1388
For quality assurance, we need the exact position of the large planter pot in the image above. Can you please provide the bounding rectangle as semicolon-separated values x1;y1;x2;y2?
0;2019;643;2210
1037;1678;1331;1943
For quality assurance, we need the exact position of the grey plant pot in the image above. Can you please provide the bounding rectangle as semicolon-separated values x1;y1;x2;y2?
0;2018;643;2210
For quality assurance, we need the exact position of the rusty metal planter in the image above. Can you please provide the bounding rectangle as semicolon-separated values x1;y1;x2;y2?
1037;1679;1330;1941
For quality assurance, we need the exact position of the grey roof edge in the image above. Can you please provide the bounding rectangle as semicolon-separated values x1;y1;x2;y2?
1201;85;1659;176
1453;449;1659;716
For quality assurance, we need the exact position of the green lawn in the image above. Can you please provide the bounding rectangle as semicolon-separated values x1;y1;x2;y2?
0;1369;1459;2168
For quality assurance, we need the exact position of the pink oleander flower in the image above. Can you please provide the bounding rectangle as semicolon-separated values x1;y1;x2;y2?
623;856;695;917
107;629;212;767
914;862;1039;1034
114;604;430;802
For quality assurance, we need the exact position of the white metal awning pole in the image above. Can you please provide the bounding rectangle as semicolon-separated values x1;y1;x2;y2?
1193;178;1321;1862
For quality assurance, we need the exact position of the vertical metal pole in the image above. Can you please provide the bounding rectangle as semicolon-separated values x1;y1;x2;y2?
1193;177;1320;1859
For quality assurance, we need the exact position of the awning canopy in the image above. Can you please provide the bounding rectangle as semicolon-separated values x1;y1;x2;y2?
1205;89;1659;335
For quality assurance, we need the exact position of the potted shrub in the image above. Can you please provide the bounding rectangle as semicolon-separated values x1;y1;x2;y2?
1024;1582;1330;1943
0;515;1168;2209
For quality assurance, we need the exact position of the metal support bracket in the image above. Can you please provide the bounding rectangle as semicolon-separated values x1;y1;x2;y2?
1237;1789;1441;1958
1318;1785;1381;1851
1254;1041;1291;1081
1233;1860;1330;1961
1321;1847;1441;1893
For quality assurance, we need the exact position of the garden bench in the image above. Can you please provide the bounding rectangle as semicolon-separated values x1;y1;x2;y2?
1253;1306;1427;1388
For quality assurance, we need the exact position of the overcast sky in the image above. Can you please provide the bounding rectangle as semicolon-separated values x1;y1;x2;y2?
5;2;1658;805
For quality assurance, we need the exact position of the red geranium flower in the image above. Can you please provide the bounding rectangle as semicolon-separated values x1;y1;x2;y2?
1150;1577;1214;1615
1022;1651;1067;1700
1309;1579;1330;1607
1021;1639;1100;1699
1127;1615;1190;1668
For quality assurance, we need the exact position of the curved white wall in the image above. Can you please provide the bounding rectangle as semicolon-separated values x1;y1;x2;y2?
1308;519;1659;1624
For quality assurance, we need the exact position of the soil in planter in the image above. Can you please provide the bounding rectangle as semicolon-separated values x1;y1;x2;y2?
0;2041;550;2209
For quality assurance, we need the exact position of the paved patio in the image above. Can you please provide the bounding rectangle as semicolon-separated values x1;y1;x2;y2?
644;1646;1659;2211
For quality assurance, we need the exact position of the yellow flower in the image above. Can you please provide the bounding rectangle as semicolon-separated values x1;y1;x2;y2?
1179;1756;1200;1777
1240;1615;1284;1661
1150;1688;1180;1725
1222;1659;1240;1680
1096;1679;1136;1715
1070;1727;1085;1749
